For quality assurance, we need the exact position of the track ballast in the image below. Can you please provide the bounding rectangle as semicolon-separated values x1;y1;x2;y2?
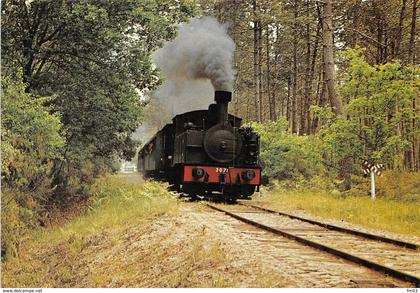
206;202;420;287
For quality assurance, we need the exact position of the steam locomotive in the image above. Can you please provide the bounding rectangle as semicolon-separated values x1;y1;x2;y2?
137;90;261;199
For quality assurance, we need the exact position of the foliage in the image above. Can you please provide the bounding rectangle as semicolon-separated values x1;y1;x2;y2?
2;0;197;190
252;118;358;189
1;69;64;190
339;47;419;169
309;48;419;185
317;116;363;179
252;119;324;180
254;47;420;187
1;68;65;259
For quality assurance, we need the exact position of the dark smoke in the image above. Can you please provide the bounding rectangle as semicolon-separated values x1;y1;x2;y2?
133;16;235;142
153;16;235;91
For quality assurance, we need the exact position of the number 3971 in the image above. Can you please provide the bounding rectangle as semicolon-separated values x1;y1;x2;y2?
215;167;228;173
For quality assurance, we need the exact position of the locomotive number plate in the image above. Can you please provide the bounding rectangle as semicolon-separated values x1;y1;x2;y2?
215;167;228;173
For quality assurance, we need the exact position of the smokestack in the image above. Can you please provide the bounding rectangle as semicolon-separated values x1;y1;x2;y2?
214;91;231;124
215;90;232;104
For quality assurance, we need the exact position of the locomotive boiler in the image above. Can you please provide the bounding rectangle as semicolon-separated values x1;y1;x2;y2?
137;90;261;199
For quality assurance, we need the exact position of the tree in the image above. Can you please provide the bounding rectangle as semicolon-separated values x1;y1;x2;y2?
2;0;197;189
320;0;343;116
408;0;418;64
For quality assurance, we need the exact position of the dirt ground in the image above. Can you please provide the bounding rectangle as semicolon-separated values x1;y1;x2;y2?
18;202;411;287
3;183;417;288
174;203;414;288
115;172;144;184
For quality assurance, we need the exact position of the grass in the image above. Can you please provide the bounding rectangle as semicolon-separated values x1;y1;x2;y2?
2;174;290;288
38;175;178;244
1;175;179;287
260;188;420;237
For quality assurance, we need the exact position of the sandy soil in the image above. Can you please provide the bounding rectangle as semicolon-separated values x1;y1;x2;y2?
4;199;416;288
179;202;413;287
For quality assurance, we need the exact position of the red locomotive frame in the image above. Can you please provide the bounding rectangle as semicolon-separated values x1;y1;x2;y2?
183;165;261;185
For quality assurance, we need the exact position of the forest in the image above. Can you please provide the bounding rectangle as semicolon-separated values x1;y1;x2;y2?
199;0;419;175
1;0;419;261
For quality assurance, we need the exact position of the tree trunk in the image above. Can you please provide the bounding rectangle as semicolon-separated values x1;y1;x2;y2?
411;1;419;171
376;13;384;63
395;0;407;58
321;0;349;189
273;24;280;120
301;0;311;135
321;0;344;116
292;0;298;133
311;52;325;133
350;0;362;47
267;24;276;121
408;0;417;64
232;0;239;117
308;21;321;133
253;0;260;122
258;23;263;122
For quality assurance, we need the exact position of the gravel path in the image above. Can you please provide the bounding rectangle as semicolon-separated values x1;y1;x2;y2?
180;203;413;287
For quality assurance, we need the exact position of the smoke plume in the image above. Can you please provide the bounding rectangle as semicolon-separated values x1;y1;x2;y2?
133;16;235;142
153;16;235;91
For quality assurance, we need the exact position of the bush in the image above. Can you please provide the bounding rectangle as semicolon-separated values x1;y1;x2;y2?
1;189;38;259
376;171;420;202
1;68;65;258
252;119;325;181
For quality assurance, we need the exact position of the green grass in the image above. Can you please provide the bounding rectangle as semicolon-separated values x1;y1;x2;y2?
36;176;179;244
261;189;420;237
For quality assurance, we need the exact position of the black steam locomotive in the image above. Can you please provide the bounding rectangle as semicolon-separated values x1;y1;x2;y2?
137;91;261;199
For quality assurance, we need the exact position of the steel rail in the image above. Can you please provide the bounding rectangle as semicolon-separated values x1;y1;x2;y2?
238;202;419;250
206;203;420;287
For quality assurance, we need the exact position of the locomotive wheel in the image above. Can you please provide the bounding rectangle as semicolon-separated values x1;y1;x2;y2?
222;192;238;203
168;184;180;192
240;185;256;197
188;194;200;202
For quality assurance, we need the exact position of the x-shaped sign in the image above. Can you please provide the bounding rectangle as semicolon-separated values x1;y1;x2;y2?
363;161;384;176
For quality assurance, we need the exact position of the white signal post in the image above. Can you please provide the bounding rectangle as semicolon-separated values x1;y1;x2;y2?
370;169;376;200
363;161;383;200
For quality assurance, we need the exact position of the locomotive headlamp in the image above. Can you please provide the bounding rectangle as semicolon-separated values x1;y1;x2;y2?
242;170;256;181
192;168;205;179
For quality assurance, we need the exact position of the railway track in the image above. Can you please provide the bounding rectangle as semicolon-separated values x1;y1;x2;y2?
206;202;420;287
240;202;419;250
